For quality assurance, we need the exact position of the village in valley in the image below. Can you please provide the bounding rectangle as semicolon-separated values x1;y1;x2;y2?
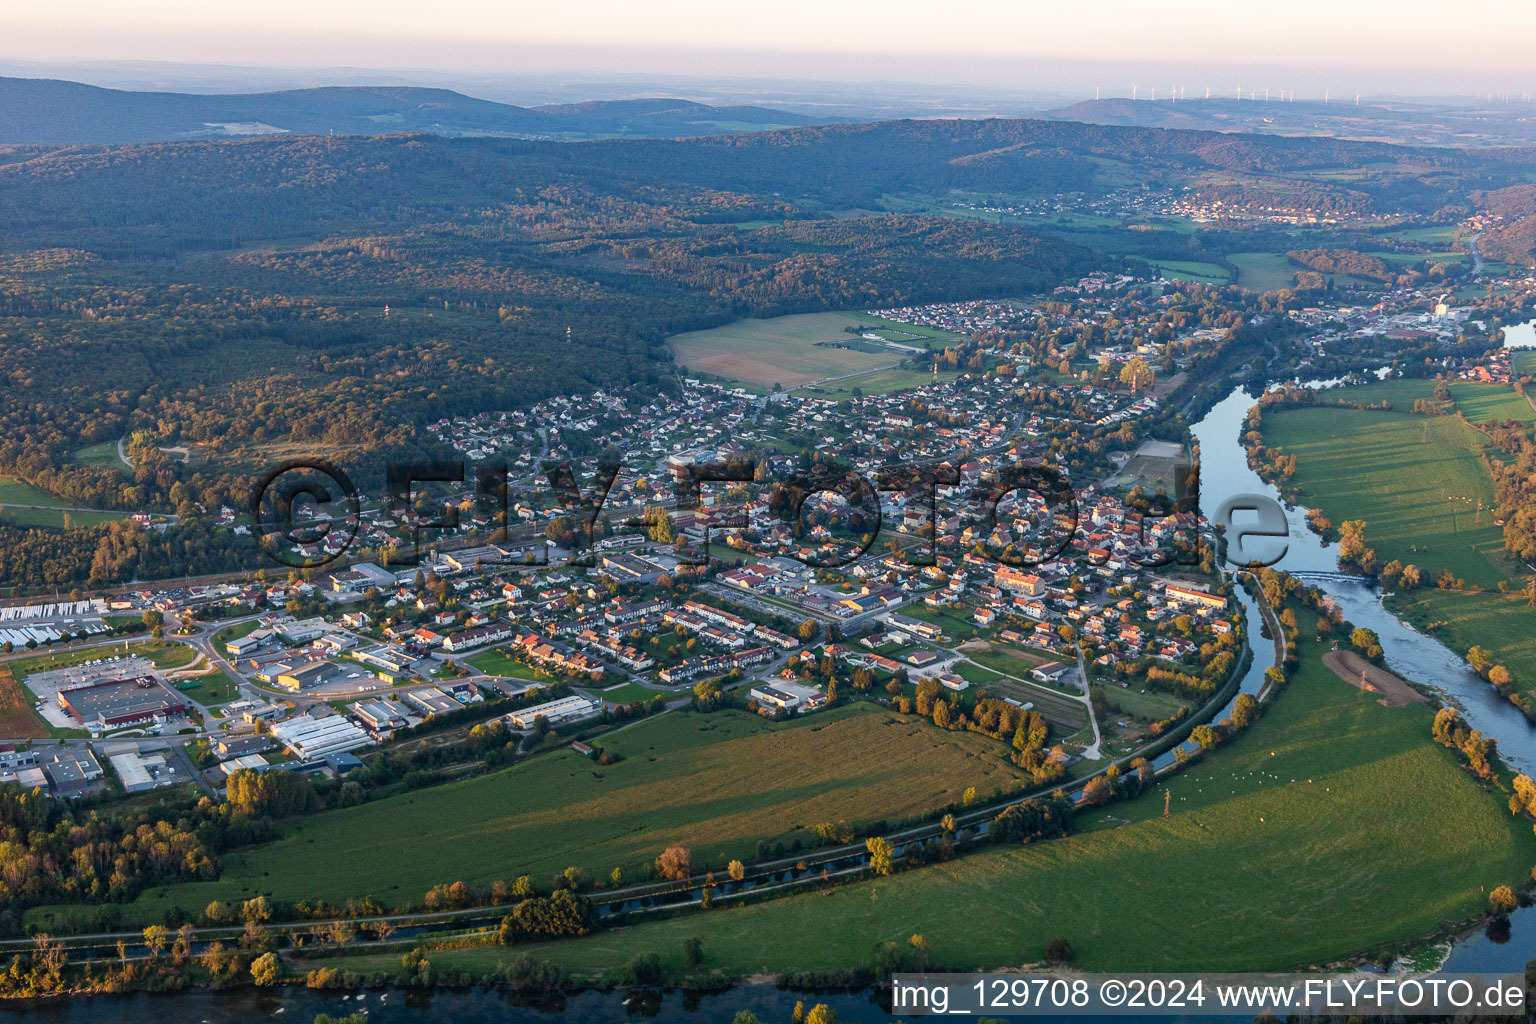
6;257;1529;814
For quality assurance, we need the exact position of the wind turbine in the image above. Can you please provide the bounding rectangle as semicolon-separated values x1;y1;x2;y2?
1325;87;1329;104
1096;85;1101;100
1150;85;1156;101
1205;85;1211;99
1132;83;1139;100
1355;91;1361;105
1263;86;1270;101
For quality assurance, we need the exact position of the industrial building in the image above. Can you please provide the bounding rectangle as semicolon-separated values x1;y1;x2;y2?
749;681;830;714
56;676;191;731
507;694;600;729
269;714;372;760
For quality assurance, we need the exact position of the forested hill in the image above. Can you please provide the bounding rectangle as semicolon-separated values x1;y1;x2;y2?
3;118;1529;257
0;77;829;145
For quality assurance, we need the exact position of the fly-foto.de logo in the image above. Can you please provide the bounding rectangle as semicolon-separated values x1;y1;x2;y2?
249;456;1290;573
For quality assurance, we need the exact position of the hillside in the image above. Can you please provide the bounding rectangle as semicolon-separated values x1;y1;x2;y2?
0;77;828;145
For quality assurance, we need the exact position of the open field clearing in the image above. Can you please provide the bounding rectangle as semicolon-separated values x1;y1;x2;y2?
1263;404;1518;588
668;311;954;389
1230;252;1296;291
320;611;1532;977
33;704;1025;928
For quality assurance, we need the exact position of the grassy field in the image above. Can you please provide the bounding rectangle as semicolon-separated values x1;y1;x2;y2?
797;365;962;397
1230;252;1297;291
0;476;122;528
463;647;556;681
7;640;197;679
0;664;50;739
1451;382;1536;425
1138;259;1231;284
668;312;955;389
69;440;130;476
1388;588;1536;706
1263;403;1520;588
318;613;1533;978
41;704;1026;928
591;681;667;704
173;668;242;707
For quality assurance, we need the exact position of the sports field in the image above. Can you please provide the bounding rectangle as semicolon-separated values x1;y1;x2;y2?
1262;403;1518;588
668;311;955;389
37;703;1023;928
318;610;1532;978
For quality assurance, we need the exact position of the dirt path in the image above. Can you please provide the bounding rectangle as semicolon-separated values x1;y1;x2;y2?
1322;649;1427;707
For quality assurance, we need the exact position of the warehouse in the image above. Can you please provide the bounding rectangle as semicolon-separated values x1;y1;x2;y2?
56;676;190;731
507;694;600;729
269;714;372;760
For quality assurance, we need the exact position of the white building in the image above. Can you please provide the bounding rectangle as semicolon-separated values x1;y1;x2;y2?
270;715;372;760
507;695;600;729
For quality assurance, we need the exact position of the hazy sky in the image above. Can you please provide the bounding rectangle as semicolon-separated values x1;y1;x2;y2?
7;0;1534;96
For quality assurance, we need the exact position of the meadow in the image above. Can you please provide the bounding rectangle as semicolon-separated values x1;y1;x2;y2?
1229;252;1296;291
0;475;123;528
1388;588;1536;706
39;703;1025;929
320;612;1533;978
1262;401;1518;588
667;311;955;389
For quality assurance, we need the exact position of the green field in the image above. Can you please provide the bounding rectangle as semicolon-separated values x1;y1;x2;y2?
1139;259;1231;284
317;613;1533;979
37;704;1025;928
1230;252;1297;291
668;311;956;389
0;476;123;528
1451;382;1536;424
1263;401;1520;587
1388;588;1536;706
8;640;197;679
69;440;130;476
591;681;668;704
463;647;556;681
175;668;242;707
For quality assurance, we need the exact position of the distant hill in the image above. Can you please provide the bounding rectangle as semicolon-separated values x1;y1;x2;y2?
0;77;831;145
1047;97;1536;148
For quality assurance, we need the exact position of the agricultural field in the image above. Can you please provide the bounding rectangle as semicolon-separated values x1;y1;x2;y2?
43;703;1024;928
667;311;955;389
321;613;1533;979
1388;588;1536;706
1262;402;1519;588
